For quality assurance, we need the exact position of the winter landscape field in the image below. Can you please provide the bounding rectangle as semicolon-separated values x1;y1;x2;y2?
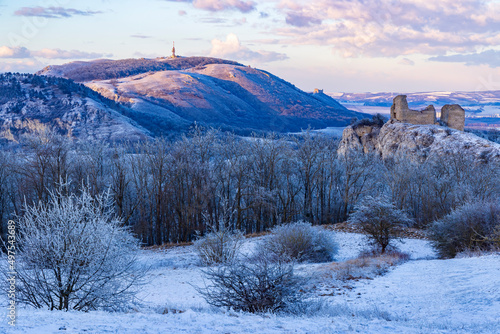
2;229;499;334
2;1;500;333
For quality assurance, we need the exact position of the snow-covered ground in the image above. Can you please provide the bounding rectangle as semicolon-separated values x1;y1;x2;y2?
2;231;499;334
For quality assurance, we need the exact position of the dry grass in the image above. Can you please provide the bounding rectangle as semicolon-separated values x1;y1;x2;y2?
323;222;429;240
319;250;410;282
143;241;194;251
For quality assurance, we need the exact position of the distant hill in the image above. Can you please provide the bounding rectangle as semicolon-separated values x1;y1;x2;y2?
330;90;500;130
38;57;243;82
330;91;500;107
37;57;369;134
0;72;150;143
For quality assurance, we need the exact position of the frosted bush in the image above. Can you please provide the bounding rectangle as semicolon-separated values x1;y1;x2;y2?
198;256;305;313
1;186;143;311
194;223;244;266
258;222;338;263
430;200;500;258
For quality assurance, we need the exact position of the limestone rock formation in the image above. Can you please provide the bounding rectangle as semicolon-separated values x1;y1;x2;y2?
338;123;380;154
441;104;465;131
390;95;436;125
338;120;500;162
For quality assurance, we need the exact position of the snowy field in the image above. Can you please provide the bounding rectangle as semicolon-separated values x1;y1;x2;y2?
1;231;499;334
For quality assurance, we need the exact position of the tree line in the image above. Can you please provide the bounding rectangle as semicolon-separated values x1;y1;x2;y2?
0;123;498;246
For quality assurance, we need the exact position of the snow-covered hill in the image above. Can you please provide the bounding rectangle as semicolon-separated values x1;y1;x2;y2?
0;73;150;142
38;57;368;134
331;90;500;108
2;229;499;333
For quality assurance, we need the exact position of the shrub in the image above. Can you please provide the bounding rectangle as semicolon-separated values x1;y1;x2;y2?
351;114;386;130
2;186;143;311
348;196;413;253
194;223;244;266
198;256;305;313
430;200;500;258
258;222;338;263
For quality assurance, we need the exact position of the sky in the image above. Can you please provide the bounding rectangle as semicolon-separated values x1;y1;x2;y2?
1;0;500;93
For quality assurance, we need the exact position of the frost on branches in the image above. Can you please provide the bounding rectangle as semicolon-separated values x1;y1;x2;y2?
8;186;144;311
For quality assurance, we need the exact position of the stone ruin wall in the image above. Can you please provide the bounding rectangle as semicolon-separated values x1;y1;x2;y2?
390;95;465;131
441;104;465;131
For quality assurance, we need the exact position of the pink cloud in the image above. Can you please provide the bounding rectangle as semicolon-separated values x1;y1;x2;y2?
275;0;500;58
0;46;108;60
0;46;31;58
285;13;321;27
209;33;288;63
32;48;107;59
166;0;256;13
14;6;102;18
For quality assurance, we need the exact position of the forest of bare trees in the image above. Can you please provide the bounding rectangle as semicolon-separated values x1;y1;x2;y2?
0;123;498;246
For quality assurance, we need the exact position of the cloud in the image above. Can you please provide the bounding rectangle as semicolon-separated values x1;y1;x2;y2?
0;59;45;73
209;33;288;63
0;46;108;59
429;50;500;67
274;0;500;58
232;17;247;25
166;0;256;13
285;13;321;27
200;17;228;24
131;34;152;39
14;6;102;18
398;58;415;66
32;49;107;59
0;46;31;58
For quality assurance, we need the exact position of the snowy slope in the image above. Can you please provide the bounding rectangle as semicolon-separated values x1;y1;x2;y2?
0;73;150;142
1;231;499;334
38;57;368;134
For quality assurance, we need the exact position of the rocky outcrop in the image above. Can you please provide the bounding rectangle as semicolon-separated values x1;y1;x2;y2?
338;124;380;154
441;104;465;131
390;95;436;125
338;120;500;162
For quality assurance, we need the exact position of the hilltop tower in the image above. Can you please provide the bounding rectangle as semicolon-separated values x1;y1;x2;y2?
171;42;176;58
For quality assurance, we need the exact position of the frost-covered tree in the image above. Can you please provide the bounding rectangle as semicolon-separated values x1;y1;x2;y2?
348;196;413;253
8;185;143;311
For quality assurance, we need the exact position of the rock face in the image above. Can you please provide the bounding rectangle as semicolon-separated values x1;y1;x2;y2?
390;95;436;125
441;104;465;131
338;120;500;162
338;124;380;154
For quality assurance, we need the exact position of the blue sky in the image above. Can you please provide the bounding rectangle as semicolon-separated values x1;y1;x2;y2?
1;0;500;93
